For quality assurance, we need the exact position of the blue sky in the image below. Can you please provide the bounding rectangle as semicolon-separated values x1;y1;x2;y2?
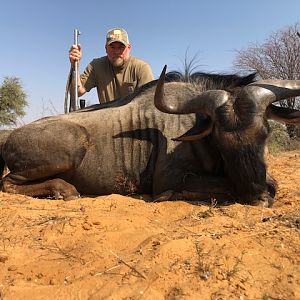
1;0;299;125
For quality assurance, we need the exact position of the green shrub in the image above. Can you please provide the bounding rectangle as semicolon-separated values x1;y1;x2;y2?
267;121;300;154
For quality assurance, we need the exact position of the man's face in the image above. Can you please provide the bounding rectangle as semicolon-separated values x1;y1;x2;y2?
106;42;131;67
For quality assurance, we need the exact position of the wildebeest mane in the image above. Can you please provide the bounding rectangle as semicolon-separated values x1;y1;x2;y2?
165;70;257;92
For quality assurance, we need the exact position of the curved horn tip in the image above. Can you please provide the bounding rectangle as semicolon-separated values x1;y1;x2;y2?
155;65;168;112
160;65;167;78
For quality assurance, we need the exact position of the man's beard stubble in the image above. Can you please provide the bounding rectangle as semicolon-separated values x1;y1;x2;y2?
110;57;127;68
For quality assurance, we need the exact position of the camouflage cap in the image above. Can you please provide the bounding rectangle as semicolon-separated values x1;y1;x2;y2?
106;28;129;46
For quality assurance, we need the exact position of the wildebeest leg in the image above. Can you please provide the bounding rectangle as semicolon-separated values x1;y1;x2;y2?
154;176;235;203
154;174;275;207
2;175;80;200
176;174;275;207
1;121;90;200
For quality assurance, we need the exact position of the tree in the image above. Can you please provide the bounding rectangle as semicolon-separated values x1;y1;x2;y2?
0;77;28;127
233;22;300;138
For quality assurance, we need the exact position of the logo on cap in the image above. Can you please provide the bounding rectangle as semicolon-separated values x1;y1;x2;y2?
106;28;129;46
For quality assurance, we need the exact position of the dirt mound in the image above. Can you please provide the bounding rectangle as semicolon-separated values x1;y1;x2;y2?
0;150;299;299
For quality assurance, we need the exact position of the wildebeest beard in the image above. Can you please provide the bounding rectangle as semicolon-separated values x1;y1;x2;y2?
219;140;268;202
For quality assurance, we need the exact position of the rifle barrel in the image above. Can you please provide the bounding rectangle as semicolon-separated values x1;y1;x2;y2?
74;29;80;110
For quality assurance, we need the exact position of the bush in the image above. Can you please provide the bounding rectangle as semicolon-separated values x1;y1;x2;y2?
0;77;27;127
267;121;300;154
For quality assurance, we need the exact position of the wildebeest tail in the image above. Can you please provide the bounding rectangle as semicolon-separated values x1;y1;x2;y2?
0;149;5;191
0;131;10;182
0;155;5;181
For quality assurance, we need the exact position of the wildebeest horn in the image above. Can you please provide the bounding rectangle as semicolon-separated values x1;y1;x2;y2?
154;66;231;117
266;105;300;124
240;80;300;110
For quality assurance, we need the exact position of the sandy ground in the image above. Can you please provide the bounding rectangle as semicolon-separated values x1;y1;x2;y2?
0;150;299;300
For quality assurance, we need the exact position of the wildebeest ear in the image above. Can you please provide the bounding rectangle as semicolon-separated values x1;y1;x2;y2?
266;104;300;124
172;117;213;141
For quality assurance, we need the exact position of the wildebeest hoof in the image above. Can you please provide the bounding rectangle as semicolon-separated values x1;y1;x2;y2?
153;190;175;202
251;194;274;208
64;194;81;201
53;191;63;200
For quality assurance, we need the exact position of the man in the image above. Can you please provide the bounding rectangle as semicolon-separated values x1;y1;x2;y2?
69;27;154;103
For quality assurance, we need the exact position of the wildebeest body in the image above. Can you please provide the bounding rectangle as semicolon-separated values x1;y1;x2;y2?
1;69;300;206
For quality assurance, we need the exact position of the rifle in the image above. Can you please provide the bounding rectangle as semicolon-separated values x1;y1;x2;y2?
64;29;81;113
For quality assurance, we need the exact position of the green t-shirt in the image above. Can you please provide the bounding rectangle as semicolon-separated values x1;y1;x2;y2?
80;56;154;103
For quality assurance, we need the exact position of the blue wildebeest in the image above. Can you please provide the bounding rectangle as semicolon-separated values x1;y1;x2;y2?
0;66;299;207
